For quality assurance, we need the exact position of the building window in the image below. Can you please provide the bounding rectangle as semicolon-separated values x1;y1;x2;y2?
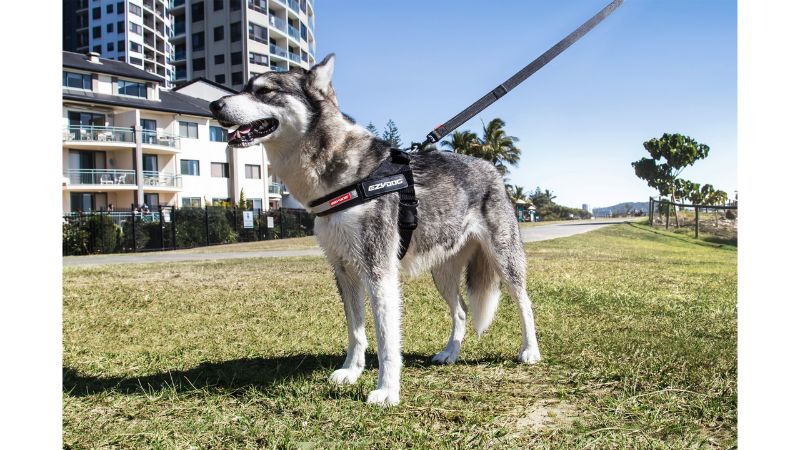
211;162;229;178
117;1;124;13
118;40;125;51
214;54;224;64
130;22;142;35
214;74;226;84
130;41;142;53
129;57;143;65
179;121;199;139
92;26;101;38
129;3;142;16
230;0;240;11
231;51;242;65
180;159;200;176
192;32;205;50
193;57;205;71
93;45;102;53
249;52;268;66
250;198;263;211
117;80;147;97
301;23;307;41
106;23;113;33
63;71;92;90
107;42;114;51
209;127;227;144
191;2;204;21
245;164;261;179
214;26;224;41
231;71;243;85
230;22;241;42
213;0;224;11
248;22;268;44
92;7;101;19
182;197;202;208
117;21;124;33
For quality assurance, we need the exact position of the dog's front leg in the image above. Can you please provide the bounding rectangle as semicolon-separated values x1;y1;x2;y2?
365;265;402;406
329;263;368;385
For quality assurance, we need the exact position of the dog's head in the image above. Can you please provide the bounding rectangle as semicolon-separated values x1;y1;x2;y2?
209;54;337;148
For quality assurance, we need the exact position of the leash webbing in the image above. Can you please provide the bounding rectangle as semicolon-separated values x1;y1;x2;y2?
411;0;624;150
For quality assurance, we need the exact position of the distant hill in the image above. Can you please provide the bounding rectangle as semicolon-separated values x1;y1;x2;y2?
592;202;649;217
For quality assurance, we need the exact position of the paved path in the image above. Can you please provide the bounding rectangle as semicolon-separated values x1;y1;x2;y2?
63;219;629;267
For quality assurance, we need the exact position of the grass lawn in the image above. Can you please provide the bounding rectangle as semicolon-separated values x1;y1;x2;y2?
171;235;318;254
63;224;737;448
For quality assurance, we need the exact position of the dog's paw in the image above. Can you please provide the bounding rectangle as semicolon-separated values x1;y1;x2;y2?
517;346;542;364
329;368;361;385
432;347;460;365
366;388;400;406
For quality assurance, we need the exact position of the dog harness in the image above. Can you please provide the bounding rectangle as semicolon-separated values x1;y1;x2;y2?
308;149;419;259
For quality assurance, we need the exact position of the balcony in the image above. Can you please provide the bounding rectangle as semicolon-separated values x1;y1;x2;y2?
287;24;300;41
286;0;300;14
269;14;287;32
143;171;182;189
140;130;180;149
63;126;135;144
248;0;267;15
268;183;283;195
270;44;288;58
270;65;288;72
287;51;301;63
64;169;136;186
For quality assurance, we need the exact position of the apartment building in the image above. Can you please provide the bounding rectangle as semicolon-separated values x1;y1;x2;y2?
62;51;283;214
169;0;316;89
64;0;175;86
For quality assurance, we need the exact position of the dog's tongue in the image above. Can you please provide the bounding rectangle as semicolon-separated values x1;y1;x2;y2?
227;125;252;142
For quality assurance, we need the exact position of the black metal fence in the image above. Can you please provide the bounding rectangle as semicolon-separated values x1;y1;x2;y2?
62;206;315;256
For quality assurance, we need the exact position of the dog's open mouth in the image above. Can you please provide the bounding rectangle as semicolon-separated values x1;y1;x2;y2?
227;118;278;147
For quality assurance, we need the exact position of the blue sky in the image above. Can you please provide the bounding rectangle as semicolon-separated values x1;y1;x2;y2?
313;0;737;208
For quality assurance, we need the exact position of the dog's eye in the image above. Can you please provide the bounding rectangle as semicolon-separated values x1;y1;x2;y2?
257;87;270;95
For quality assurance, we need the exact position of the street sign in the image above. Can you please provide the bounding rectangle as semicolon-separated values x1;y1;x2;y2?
243;211;254;229
163;209;171;223
267;216;274;228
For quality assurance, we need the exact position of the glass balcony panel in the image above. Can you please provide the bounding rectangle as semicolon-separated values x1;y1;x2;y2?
65;169;137;185
63;126;136;143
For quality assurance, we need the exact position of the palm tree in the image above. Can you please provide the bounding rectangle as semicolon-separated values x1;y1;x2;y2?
506;184;527;202
478;118;521;177
441;130;479;155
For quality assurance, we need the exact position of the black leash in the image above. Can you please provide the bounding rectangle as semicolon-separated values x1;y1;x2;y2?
408;0;624;152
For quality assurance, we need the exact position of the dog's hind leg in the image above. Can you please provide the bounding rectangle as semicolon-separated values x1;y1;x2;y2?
329;262;368;385
430;245;474;364
488;226;541;364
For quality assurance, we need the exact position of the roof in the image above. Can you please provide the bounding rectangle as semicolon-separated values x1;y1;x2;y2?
63;51;163;83
174;77;237;94
63;88;213;117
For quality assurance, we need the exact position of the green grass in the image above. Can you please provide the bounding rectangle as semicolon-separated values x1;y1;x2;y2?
63;224;737;448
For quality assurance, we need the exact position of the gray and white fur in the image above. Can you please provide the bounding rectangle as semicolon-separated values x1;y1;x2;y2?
209;54;541;406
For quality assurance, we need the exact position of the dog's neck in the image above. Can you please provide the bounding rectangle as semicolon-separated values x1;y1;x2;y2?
264;105;389;208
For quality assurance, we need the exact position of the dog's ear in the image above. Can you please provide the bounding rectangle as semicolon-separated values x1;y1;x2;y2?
308;53;335;97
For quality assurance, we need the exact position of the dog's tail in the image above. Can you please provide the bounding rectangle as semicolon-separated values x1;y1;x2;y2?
465;247;501;336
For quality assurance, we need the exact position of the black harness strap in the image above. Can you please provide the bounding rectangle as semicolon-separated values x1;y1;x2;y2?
309;149;418;259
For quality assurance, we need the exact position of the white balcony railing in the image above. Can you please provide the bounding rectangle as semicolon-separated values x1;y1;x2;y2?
65;169;137;186
140;130;180;149
143;171;182;188
63;126;135;143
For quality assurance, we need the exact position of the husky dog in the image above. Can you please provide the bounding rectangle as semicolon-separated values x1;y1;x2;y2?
209;54;541;406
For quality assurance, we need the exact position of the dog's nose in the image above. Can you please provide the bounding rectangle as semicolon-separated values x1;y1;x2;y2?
209;100;224;114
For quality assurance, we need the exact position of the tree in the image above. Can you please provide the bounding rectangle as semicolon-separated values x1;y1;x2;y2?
632;133;710;225
441;118;521;177
238;188;247;209
506;184;526;202
477;118;521;177
441;130;479;154
382;119;402;148
365;122;379;136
